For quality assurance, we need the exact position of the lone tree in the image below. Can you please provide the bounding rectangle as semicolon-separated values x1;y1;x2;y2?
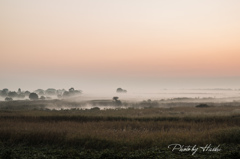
29;93;38;100
116;88;127;93
113;96;119;101
18;88;21;94
112;96;122;106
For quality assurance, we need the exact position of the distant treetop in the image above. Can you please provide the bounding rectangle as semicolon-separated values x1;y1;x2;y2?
29;93;38;100
116;88;127;93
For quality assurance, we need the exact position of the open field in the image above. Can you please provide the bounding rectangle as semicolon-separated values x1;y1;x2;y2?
0;99;240;158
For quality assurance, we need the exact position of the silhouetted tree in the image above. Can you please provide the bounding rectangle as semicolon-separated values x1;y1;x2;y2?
45;88;57;96
35;89;44;96
116;88;123;92
3;88;8;93
69;87;74;92
62;88;82;98
116;88;127;93
8;91;18;98
113;96;119;101
18;88;21;94
29;93;38;100
24;91;31;96
1;89;8;97
113;96;122;106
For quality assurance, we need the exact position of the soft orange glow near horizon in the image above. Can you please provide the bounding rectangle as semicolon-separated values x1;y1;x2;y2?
1;0;240;90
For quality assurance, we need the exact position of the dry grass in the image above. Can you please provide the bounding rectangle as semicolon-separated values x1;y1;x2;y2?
0;100;240;150
1;104;240;117
0;113;239;149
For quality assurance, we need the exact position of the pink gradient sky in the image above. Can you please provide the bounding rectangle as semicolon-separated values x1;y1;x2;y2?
1;0;240;91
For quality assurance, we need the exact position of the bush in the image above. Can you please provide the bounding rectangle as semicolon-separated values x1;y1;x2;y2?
29;93;38;100
40;96;46;100
90;107;100;111
5;97;13;101
196;103;210;108
8;92;18;98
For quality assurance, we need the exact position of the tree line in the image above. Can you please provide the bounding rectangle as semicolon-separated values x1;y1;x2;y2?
0;87;82;101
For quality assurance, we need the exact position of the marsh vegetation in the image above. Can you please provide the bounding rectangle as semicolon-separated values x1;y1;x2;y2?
0;98;240;158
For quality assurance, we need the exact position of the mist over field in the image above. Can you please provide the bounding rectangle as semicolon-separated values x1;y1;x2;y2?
1;0;240;158
1;75;240;100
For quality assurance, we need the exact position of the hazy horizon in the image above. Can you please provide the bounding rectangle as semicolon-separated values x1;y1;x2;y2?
1;76;240;94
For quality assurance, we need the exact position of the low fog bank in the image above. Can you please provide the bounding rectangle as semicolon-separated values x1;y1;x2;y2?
1;96;240;111
2;75;240;103
1;88;240;111
81;89;240;101
1;87;240;103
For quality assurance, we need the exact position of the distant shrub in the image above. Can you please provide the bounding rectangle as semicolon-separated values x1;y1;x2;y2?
8;91;18;98
196;103;210;108
29;93;38;100
90;107;100;111
5;97;13;101
40;96;46;100
140;99;159;107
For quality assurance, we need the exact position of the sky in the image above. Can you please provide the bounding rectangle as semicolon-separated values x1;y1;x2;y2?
1;0;240;92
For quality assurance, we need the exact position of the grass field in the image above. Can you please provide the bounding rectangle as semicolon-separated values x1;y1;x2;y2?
0;99;240;158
